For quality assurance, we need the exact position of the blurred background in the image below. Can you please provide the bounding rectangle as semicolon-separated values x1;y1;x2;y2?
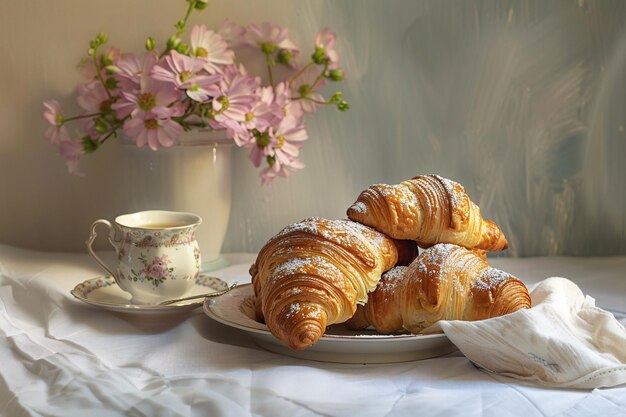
1;0;625;257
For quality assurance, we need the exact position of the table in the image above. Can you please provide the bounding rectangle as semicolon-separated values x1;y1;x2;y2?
1;243;625;417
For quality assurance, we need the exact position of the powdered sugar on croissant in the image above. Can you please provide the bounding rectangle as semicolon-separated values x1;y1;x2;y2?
350;244;531;334
250;217;413;350
347;175;508;251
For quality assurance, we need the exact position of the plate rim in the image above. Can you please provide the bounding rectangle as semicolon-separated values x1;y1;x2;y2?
203;283;448;343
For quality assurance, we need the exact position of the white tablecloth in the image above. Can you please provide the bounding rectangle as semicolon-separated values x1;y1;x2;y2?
1;243;625;417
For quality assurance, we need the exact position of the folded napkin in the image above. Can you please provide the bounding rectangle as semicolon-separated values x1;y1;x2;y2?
425;277;626;389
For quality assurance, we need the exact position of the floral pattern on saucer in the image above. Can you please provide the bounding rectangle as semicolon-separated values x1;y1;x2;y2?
71;274;229;315
73;276;117;295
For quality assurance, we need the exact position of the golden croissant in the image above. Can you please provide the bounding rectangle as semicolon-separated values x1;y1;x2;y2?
348;244;531;333
347;175;508;251
250;217;416;350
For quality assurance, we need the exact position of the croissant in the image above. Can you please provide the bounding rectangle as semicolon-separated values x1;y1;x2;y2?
346;266;409;333
347;175;508;251
349;244;531;333
250;217;415;350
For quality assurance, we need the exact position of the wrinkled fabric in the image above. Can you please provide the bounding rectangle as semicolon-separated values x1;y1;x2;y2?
0;244;626;416
429;278;626;389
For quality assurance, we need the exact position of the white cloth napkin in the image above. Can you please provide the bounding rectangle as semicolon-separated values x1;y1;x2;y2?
426;277;626;389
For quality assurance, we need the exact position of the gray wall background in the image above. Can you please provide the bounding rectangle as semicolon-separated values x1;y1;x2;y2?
1;0;625;257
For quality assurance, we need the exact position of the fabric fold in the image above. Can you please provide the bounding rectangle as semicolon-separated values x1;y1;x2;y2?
426;277;626;389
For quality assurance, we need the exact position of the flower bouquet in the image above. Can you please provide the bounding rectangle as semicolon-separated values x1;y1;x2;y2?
42;0;348;184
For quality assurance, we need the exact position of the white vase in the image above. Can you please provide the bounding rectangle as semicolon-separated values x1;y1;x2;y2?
120;129;232;271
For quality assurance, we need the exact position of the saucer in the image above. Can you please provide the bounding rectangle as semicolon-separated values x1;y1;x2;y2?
71;274;229;316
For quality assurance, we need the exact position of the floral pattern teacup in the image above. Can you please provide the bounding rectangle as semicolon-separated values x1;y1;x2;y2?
86;210;202;304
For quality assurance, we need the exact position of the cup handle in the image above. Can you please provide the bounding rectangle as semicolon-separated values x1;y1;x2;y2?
86;219;120;279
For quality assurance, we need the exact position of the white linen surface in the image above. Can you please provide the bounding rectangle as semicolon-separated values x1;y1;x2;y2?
1;243;626;417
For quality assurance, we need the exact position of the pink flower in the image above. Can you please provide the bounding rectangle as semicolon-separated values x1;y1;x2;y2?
59;139;85;177
76;80;111;114
247;131;273;168
243;22;299;53
43;99;63;127
45;125;70;145
145;254;171;280
151;50;221;102
247;115;307;173
270;115;308;162
290;66;327;113
211;66;259;124
75;80;115;141
260;155;304;185
243;86;277;132
43;100;87;175
123;113;184;151
259;166;278;184
113;52;144;92
114;88;181;120
273;81;303;120
145;256;170;280
219;19;245;48
112;53;181;120
222;119;252;147
146;264;167;280
42;100;70;144
314;28;340;69
113;52;158;102
190;24;235;73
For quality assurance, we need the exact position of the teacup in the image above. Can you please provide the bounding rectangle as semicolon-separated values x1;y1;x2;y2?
86;210;202;304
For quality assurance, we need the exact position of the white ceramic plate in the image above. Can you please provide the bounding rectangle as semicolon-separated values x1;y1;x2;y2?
203;284;457;364
72;274;228;316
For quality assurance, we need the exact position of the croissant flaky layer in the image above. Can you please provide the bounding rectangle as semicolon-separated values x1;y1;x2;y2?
349;244;531;334
250;217;415;350
347;175;508;251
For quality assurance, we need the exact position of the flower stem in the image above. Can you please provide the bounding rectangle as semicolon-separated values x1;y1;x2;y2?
100;129;117;143
263;52;275;86
160;0;196;58
185;121;210;128
180;1;196;31
289;62;314;87
99;116;129;143
311;63;328;90
294;96;330;105
267;61;274;87
181;102;196;119
92;47;113;99
62;113;102;123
